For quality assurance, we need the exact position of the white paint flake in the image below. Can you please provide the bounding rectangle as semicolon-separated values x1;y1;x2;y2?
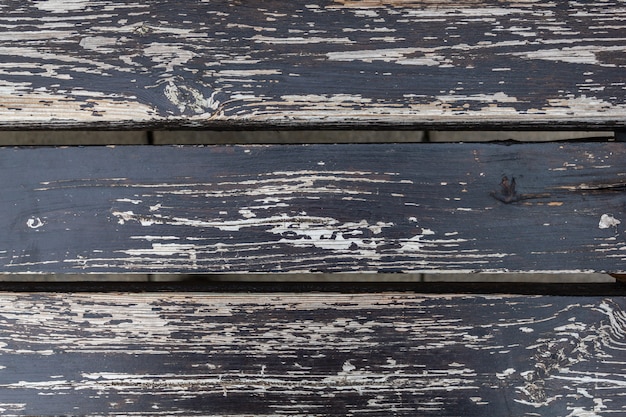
342;361;356;372
599;214;620;229
116;198;142;205
26;217;44;229
496;368;516;379
34;0;89;12
564;398;607;417
508;45;626;67
238;209;256;219
112;211;156;226
251;35;354;44
399;228;436;252
163;81;221;114
144;43;196;73
438;92;518;103
269;217;395;253
122;243;198;258
326;48;452;66
79;37;118;54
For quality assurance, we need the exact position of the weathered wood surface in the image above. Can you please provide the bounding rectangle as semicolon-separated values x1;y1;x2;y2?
0;291;623;416
1;0;625;129
2;142;626;273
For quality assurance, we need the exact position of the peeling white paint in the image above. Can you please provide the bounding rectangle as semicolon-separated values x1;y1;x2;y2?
34;0;89;12
399;228;436;252
326;48;452;66
79;36;119;54
496;368;516;379
238;209;256;219
269;218;395;253
599;214;620;229
508;45;626;67
130;236;180;241
116;198;142;205
144;43;196;73
112;211;136;225
438;92;518;103
163;81;221;114
251;35;354;44
26;217;44;229
213;69;281;77
121;243;198;268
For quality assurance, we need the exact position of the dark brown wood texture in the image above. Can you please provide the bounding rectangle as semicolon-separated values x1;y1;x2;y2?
1;142;625;273
0;291;623;416
1;0;625;129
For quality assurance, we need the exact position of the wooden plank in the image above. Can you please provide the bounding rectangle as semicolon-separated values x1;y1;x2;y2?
0;291;623;416
1;142;626;274
0;0;625;129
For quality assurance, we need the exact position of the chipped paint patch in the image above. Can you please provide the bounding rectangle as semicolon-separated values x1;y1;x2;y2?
144;43;196;73
326;48;452;66
34;0;89;12
599;214;620;229
26;217;44;229
251;35;354;44
79;37;119;54
508;45;626;67
398;227;437;252
438;92;518;103
269;217;395;253
116;198;142;205
163;81;221;114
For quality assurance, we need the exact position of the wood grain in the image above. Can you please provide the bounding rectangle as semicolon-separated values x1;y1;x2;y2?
0;291;623;416
2;142;626;274
0;0;625;129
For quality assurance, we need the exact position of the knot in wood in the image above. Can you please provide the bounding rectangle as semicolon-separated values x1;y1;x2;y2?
491;175;520;204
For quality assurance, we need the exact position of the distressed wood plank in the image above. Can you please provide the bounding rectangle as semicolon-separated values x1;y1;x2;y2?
0;291;623;416
0;0;625;128
2;142;626;273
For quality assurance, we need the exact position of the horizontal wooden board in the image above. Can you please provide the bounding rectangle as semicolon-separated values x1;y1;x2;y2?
1;142;626;273
1;0;625;128
0;291;623;416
